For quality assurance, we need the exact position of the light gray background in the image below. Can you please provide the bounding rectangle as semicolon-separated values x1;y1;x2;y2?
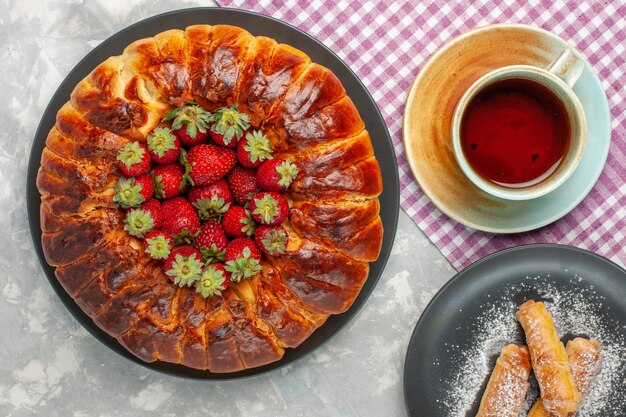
0;1;455;416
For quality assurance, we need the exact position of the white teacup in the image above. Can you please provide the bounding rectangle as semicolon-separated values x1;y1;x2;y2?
452;49;587;201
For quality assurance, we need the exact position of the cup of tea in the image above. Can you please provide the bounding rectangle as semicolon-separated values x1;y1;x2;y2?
451;49;587;200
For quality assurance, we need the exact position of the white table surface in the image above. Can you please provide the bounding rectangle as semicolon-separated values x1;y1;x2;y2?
0;1;455;415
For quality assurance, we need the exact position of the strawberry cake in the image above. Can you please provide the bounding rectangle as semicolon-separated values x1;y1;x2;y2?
36;24;383;372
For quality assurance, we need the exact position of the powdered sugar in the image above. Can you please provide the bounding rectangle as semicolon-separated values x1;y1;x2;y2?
475;345;531;417
437;274;626;416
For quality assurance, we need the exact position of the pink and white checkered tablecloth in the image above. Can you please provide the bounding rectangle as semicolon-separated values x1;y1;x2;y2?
217;0;626;270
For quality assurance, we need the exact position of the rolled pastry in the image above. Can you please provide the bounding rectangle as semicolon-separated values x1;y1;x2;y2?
527;337;602;417
516;300;580;416
475;344;532;417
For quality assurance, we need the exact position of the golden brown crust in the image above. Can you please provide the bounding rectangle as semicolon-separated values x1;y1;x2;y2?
178;291;209;370
41;208;124;267
47;103;128;169
281;97;365;144
186;25;253;112
236;39;310;126
527;338;602;417
282;130;374;176
224;295;285;369
123;30;193;107
37;145;119;216
476;344;531;417
92;264;163;337
118;318;159;362
37;24;383;372
289;199;382;262
566;338;602;397
55;235;147;299
246;267;320;348
204;297;245;373
70;57;159;141
516;300;580;416
38;147;115;197
269;239;369;314
136;281;185;364
268;63;345;122
289;156;382;200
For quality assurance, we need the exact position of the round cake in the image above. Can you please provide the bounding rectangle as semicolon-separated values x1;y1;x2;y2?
36;24;383;373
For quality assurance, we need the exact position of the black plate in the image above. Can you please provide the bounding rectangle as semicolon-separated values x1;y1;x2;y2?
404;244;626;416
26;7;399;379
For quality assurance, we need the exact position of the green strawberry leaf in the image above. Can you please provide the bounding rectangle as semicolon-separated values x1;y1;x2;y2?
243;130;273;163
210;105;251;144
124;209;155;238
179;148;194;187
113;177;145;208
165;102;211;136
200;243;226;264
147;127;177;158
252;193;279;224
117;142;145;170
145;234;172;259
195;266;226;298
154;175;166;199
276;160;299;188
166;253;203;287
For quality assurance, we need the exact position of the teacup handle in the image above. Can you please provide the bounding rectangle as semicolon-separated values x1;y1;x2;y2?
548;49;585;87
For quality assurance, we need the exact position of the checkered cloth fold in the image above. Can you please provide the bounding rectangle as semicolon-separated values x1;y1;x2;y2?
218;0;626;270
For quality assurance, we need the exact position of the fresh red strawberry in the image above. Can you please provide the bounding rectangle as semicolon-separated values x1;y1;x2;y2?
185;144;236;186
123;206;156;238
227;166;259;206
254;225;288;256
113;174;154;208
161;197;200;244
256;159;299;191
164;102;212;147
164;246;204;286
139;198;162;229
172;127;208;148
143;230;173;260
222;206;256;238
249;192;289;226
193;219;228;263
209;105;250;148
187;179;233;220
146;127;180;164
116;141;151;176
224;238;262;282
133;174;155;200
195;263;230;298
237;130;273;168
152;163;187;199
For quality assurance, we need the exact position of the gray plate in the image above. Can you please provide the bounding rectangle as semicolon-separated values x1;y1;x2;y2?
404;244;626;416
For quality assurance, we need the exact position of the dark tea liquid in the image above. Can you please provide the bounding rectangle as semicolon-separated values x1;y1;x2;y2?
460;78;570;188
